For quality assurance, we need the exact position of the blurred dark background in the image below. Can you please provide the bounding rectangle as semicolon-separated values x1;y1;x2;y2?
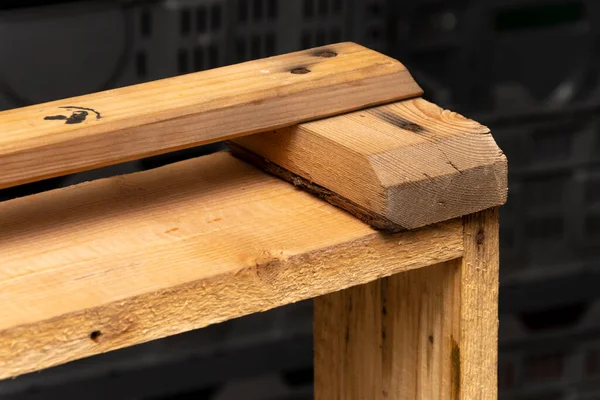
1;0;599;398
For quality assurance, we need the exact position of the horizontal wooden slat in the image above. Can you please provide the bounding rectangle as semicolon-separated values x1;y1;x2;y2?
232;97;508;231
0;152;462;379
0;42;422;189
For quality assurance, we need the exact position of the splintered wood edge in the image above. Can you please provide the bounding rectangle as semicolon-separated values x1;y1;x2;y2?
228;143;406;232
0;223;462;379
232;98;508;230
0;42;422;190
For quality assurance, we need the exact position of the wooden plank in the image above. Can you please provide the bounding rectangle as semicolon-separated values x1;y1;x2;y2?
232;97;507;231
0;152;462;379
0;42;422;189
313;209;500;399
458;208;499;399
314;259;461;399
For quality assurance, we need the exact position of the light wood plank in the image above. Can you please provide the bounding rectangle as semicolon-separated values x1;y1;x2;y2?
314;259;461;399
458;208;500;399
0;42;422;189
232;97;507;231
0;152;462;379
313;208;501;399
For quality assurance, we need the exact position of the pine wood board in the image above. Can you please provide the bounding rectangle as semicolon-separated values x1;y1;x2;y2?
232;97;507;231
313;208;500;399
0;152;462;379
0;42;422;190
458;208;499;399
314;259;461;399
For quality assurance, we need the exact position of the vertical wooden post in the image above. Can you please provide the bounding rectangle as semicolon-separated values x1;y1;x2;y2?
314;260;461;399
313;208;499;399
459;208;500;399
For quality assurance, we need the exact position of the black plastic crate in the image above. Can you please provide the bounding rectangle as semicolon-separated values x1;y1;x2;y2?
499;299;600;399
0;0;393;112
387;0;600;119
490;111;600;285
5;0;600;120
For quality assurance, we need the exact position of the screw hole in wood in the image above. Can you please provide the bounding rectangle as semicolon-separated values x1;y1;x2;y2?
314;50;337;58
90;330;102;342
291;67;310;74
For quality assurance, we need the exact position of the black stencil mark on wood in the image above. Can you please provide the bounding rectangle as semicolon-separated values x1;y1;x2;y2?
65;111;88;124
44;115;67;121
59;106;101;119
44;106;101;125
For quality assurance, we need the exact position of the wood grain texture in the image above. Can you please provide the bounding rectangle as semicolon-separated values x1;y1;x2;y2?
0;152;462;379
458;208;500;399
232;97;507;230
0;42;422;189
314;259;461;399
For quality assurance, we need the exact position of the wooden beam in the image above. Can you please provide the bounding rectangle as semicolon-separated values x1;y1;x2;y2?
314;259;461;399
0;152;462;379
458;208;499;399
232;98;507;231
313;208;500;399
0;42;422;189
